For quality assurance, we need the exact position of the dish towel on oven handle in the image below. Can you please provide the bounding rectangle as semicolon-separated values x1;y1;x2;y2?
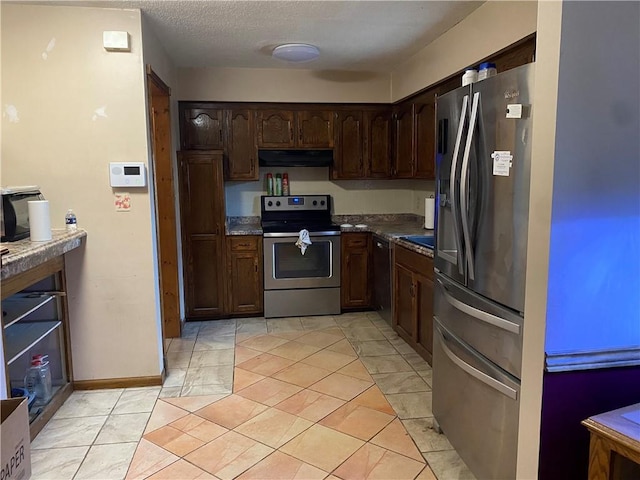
295;229;312;255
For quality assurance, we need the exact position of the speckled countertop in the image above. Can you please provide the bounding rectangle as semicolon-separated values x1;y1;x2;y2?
1;229;87;280
226;215;435;258
226;216;262;236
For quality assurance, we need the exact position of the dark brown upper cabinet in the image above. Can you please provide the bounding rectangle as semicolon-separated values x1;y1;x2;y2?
181;107;224;150
257;109;334;148
257;110;295;148
365;108;392;178
296;110;334;148
332;110;364;179
225;109;258;180
414;90;437;180
393;103;415;178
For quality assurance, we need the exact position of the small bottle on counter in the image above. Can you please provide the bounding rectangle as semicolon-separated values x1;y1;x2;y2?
282;173;289;196
65;209;77;231
275;173;282;196
266;173;274;195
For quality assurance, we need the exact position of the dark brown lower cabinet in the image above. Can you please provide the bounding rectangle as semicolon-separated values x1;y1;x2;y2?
341;233;372;309
227;236;263;315
393;245;434;365
178;151;227;319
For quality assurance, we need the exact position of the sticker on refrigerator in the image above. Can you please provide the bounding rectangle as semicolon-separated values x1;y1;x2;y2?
492;151;513;176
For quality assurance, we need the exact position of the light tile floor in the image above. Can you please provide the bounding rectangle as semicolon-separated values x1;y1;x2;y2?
30;312;476;480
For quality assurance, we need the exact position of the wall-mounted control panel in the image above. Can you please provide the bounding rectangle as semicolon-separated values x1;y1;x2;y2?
109;162;147;187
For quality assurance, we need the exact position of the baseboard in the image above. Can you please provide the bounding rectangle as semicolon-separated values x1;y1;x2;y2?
74;375;163;390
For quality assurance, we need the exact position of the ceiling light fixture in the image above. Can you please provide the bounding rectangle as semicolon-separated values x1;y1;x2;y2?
272;43;320;63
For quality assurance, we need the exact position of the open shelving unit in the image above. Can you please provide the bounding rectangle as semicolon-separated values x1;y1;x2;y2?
1;255;74;439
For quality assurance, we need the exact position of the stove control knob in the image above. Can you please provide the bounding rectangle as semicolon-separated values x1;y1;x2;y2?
321;200;326;206
267;201;273;207
276;201;281;207
313;200;318;206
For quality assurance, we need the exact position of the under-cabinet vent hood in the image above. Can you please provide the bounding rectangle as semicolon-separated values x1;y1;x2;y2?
258;149;333;167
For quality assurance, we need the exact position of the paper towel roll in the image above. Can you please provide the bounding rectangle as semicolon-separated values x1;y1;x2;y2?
424;197;435;229
28;200;52;242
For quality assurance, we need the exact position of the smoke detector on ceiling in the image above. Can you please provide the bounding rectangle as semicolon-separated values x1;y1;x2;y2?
272;43;320;63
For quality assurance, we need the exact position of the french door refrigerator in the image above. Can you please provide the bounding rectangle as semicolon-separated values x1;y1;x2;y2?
433;63;534;480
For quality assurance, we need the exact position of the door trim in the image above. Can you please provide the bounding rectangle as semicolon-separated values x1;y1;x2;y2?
146;66;181;340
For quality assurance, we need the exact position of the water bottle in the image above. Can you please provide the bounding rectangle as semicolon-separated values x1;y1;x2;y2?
24;363;40;399
26;355;52;406
65;209;77;231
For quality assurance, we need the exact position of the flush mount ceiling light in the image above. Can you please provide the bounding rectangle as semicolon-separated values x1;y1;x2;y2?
272;43;320;63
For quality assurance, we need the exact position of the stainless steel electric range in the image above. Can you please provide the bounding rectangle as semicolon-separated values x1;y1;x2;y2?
261;194;341;318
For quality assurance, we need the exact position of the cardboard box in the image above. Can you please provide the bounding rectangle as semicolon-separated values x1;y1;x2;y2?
1;398;31;480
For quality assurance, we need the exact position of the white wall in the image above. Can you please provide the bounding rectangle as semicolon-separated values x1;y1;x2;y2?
1;4;162;381
177;67;391;103
391;0;538;101
517;2;561;477
544;0;640;354
225;168;433;217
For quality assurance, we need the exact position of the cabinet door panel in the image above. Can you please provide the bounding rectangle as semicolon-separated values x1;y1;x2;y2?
416;273;434;364
179;152;226;319
182;108;224;150
229;251;262;313
394;263;414;341
226;109;258;180
341;233;371;308
366;109;392;178
393;105;414;178
333;111;363;179
297;111;334;148
257;110;295;148
188;236;224;316
414;95;436;179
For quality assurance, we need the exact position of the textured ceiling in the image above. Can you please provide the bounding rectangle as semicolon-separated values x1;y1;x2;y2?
36;1;483;72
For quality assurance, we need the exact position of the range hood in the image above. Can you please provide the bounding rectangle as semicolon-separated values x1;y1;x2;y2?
258;149;333;167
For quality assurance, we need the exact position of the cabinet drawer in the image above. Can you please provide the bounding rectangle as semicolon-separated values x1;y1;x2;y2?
342;233;369;248
229;236;260;251
395;245;433;280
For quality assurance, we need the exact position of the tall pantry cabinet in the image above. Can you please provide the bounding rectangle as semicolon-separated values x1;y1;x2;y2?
178;151;227;319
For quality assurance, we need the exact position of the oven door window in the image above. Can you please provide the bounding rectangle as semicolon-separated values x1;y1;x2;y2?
274;241;331;279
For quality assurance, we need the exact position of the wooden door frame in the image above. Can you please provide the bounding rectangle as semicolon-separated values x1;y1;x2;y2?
146;66;181;340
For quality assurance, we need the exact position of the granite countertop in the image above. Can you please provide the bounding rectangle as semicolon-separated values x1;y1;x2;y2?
226;216;262;236
1;229;87;280
226;214;435;258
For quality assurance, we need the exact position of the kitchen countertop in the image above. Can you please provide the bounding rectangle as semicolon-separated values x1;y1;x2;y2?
1;228;87;280
226;215;435;258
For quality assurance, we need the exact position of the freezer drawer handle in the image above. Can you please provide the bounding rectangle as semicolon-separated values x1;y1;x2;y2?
438;328;518;400
438;279;521;335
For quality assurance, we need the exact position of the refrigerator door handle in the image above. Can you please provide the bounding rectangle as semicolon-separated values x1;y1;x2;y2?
449;95;469;275
460;92;480;280
437;278;521;334
436;322;518;400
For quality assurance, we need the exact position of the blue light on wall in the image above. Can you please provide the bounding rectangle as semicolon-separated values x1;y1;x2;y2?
544;1;640;356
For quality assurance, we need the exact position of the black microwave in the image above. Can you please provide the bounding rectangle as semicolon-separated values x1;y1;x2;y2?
1;186;44;242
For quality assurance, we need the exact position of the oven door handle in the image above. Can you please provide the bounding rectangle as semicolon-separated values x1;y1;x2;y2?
263;231;342;238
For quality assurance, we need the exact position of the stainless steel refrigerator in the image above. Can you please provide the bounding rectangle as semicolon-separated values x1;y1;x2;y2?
433;63;534;480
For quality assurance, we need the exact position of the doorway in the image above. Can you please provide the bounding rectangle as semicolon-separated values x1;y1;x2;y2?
146;66;181;341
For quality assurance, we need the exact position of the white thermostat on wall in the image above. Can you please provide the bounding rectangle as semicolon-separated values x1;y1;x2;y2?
109;162;147;187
